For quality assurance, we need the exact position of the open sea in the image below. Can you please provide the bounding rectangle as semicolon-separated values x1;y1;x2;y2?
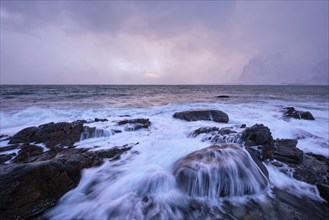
0;85;328;219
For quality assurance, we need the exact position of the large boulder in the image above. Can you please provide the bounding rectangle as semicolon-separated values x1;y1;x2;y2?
0;145;133;220
173;143;268;198
173;110;229;123
283;107;315;120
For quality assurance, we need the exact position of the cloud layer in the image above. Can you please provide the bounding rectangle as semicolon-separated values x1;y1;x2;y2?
1;1;328;84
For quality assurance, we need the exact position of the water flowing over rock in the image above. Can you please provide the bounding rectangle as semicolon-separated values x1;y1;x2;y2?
0;145;134;220
117;118;151;131
173;110;229;123
283;107;315;120
173;143;269;198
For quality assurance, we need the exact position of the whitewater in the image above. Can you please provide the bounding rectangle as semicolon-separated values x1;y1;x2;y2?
0;85;328;219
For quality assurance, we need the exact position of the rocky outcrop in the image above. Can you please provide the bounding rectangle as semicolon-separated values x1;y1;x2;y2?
11;144;44;163
283;107;315;120
8;121;104;149
291;153;329;185
9;121;84;149
241;124;274;160
273;139;303;164
173;143;268;198
0;145;134;220
117;118;151;131
173;110;229;123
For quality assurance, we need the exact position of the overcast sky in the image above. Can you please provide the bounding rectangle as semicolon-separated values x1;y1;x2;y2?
1;1;328;84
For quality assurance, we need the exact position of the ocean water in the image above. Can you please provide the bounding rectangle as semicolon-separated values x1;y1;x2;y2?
0;85;328;219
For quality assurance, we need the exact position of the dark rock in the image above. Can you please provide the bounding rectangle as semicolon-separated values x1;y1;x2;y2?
291;153;329;185
273;139;303;164
0;145;133;219
80;126;108;140
7;121;103;149
0;153;16;164
117;118;151;131
283;107;315;120
240;124;246;128
189;127;220;137
111;129;122;133
317;184;329;203
95;118;108;122
8;126;40;144
0;145;18;153
245;147;269;178
12;144;44;163
190;127;241;145
217;95;230;99
173;143;268;198
241;124;274;160
173;110;229;123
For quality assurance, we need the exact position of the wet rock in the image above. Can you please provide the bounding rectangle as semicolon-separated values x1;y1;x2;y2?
240;124;247;128
80;126;108;140
95;118;108;122
12;144;44;163
241;124;274;160
190;127;241;145
7;121;104;149
0;153;16;164
189;127;221;137
9;121;85;149
273;139;303;164
291;153;329;185
173;110;229;123
283;107;315;120
117;118;151;131
0;146;133;220
0;145;18;153
317;184;329;203
217;95;230;99
245;147;269;178
173;143;268;198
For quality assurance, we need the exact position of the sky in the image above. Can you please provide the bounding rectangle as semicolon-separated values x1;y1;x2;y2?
0;0;328;85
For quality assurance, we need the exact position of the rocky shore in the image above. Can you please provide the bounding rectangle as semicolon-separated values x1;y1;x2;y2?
0;107;328;219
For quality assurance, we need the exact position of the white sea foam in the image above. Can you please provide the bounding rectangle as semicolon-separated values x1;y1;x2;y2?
1;87;328;219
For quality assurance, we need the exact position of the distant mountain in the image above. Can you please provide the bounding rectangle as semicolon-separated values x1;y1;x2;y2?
239;53;298;85
308;59;329;85
239;53;328;85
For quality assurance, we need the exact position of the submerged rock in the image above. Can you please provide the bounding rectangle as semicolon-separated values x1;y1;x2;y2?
117;118;151;131
173;110;229;123
216;95;230;99
0;145;133;220
173;143;268;198
283;107;315;120
94;118;108;122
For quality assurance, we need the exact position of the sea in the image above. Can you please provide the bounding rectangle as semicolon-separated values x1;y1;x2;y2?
0;85;328;219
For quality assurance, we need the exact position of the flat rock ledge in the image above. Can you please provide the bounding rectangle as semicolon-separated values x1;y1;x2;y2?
173;110;229;123
0;144;134;220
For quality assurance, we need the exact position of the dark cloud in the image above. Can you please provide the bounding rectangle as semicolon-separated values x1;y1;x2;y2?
0;1;328;84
